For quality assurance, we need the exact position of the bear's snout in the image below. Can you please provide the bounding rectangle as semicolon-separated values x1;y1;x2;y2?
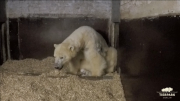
54;66;63;70
54;63;63;70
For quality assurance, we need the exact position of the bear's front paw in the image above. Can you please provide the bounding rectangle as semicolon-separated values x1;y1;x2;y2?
80;69;91;76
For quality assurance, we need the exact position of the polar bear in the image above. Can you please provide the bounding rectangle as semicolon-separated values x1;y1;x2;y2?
54;26;109;76
79;47;117;76
54;46;118;76
105;47;117;73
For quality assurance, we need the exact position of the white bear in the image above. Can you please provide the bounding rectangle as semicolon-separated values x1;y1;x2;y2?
105;47;117;73
62;50;84;75
54;26;109;76
78;47;118;76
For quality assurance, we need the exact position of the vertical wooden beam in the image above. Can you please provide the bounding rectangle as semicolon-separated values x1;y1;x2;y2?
6;18;11;60
1;23;6;62
111;0;120;73
5;0;11;60
18;18;22;59
0;0;6;64
111;0;120;48
112;23;120;48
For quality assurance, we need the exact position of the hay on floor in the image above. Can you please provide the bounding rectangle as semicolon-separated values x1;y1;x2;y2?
0;57;126;101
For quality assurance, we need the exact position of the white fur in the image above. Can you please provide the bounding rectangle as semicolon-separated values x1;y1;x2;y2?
54;26;117;76
105;47;117;73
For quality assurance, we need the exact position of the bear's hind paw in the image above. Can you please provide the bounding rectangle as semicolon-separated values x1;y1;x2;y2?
80;69;91;76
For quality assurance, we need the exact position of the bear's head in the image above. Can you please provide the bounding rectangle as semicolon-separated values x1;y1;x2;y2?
53;43;76;70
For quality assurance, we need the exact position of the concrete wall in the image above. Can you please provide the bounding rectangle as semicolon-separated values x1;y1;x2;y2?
6;0;111;19
120;1;180;19
6;0;180;20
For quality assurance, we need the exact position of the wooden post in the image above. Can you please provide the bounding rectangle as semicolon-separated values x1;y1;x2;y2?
111;0;120;48
111;0;120;73
1;23;6;62
6;18;11;60
5;0;11;60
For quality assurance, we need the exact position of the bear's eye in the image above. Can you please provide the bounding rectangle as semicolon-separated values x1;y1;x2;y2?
60;57;64;59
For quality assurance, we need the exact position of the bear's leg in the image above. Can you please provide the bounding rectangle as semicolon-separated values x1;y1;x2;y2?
84;49;107;76
90;68;105;76
66;62;79;75
105;47;117;73
68;67;79;75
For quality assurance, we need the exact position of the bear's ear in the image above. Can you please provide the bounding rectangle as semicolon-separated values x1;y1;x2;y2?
69;45;75;51
54;44;58;48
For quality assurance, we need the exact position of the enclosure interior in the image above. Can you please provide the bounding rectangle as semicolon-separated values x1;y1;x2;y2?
0;1;180;101
119;16;180;101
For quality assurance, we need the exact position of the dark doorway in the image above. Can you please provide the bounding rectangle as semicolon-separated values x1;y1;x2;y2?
119;16;180;101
